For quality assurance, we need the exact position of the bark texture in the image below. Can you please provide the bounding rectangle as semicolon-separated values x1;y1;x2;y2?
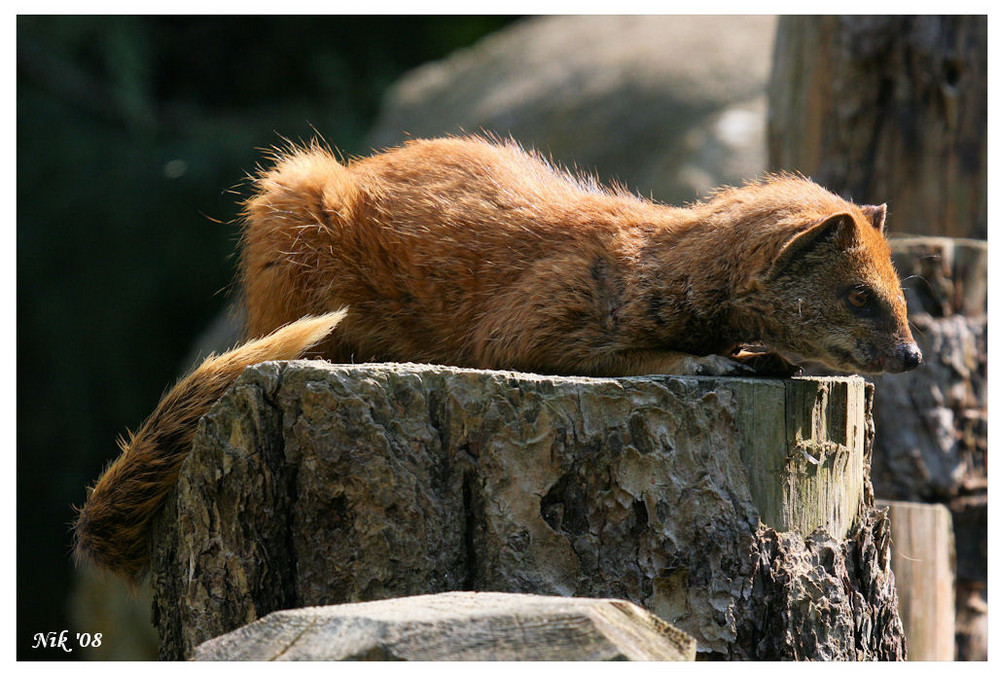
151;363;904;660
193;592;696;661
769;16;986;239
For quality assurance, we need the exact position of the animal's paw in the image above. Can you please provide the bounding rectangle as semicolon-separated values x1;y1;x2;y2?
731;351;803;378
680;354;755;376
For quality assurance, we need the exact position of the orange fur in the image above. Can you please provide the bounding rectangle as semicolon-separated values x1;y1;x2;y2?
242;136;920;376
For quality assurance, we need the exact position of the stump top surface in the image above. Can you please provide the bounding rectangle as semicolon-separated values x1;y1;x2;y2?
274;359;865;387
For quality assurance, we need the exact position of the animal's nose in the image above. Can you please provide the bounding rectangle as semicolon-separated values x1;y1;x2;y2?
899;342;923;371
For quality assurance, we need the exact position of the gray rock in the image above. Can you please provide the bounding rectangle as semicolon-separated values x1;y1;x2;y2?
369;15;776;205
193;592;696;661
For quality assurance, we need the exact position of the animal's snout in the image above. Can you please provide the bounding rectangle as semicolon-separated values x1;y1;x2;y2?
898;341;923;372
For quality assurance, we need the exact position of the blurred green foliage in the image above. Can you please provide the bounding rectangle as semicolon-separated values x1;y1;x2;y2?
17;15;518;660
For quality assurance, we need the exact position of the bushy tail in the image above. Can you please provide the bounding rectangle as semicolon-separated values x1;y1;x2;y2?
73;310;345;582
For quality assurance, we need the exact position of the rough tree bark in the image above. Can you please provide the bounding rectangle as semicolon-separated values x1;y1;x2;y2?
769;15;986;239
871;237;987;503
150;363;904;661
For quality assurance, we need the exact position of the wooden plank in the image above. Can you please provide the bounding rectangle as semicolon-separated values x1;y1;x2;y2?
193;592;697;661
878;500;956;661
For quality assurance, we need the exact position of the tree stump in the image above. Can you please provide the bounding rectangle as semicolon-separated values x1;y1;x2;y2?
150;363;904;660
870;237;987;502
193;592;696;661
769;16;986;239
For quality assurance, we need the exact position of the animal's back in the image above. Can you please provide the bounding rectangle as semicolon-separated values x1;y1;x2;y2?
242;137;666;367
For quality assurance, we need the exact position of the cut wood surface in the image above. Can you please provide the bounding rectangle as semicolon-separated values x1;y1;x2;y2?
878;500;956;661
193;592;697;661
151;362;903;660
733;378;867;538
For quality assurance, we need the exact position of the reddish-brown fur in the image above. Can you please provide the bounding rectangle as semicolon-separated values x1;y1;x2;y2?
243;136;919;376
76;135;921;580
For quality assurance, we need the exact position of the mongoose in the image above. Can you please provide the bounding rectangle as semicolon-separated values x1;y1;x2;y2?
75;135;921;581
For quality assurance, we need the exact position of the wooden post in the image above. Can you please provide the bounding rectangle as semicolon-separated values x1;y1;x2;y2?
878;500;956;660
769;16;986;239
770;19;988;658
733;377;868;539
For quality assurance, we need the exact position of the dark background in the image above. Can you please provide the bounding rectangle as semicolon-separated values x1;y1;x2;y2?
16;15;519;660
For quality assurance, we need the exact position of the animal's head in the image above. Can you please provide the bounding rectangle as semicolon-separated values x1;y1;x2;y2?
756;205;922;374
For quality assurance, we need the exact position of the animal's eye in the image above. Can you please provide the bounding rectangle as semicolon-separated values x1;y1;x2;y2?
841;284;882;317
847;288;869;308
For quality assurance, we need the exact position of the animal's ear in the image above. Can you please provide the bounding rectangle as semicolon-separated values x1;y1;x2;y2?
859;203;887;233
765;213;859;281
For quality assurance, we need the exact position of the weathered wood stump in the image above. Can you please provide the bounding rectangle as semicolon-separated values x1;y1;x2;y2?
193;592;696;661
150;363;904;660
871;237;987;502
